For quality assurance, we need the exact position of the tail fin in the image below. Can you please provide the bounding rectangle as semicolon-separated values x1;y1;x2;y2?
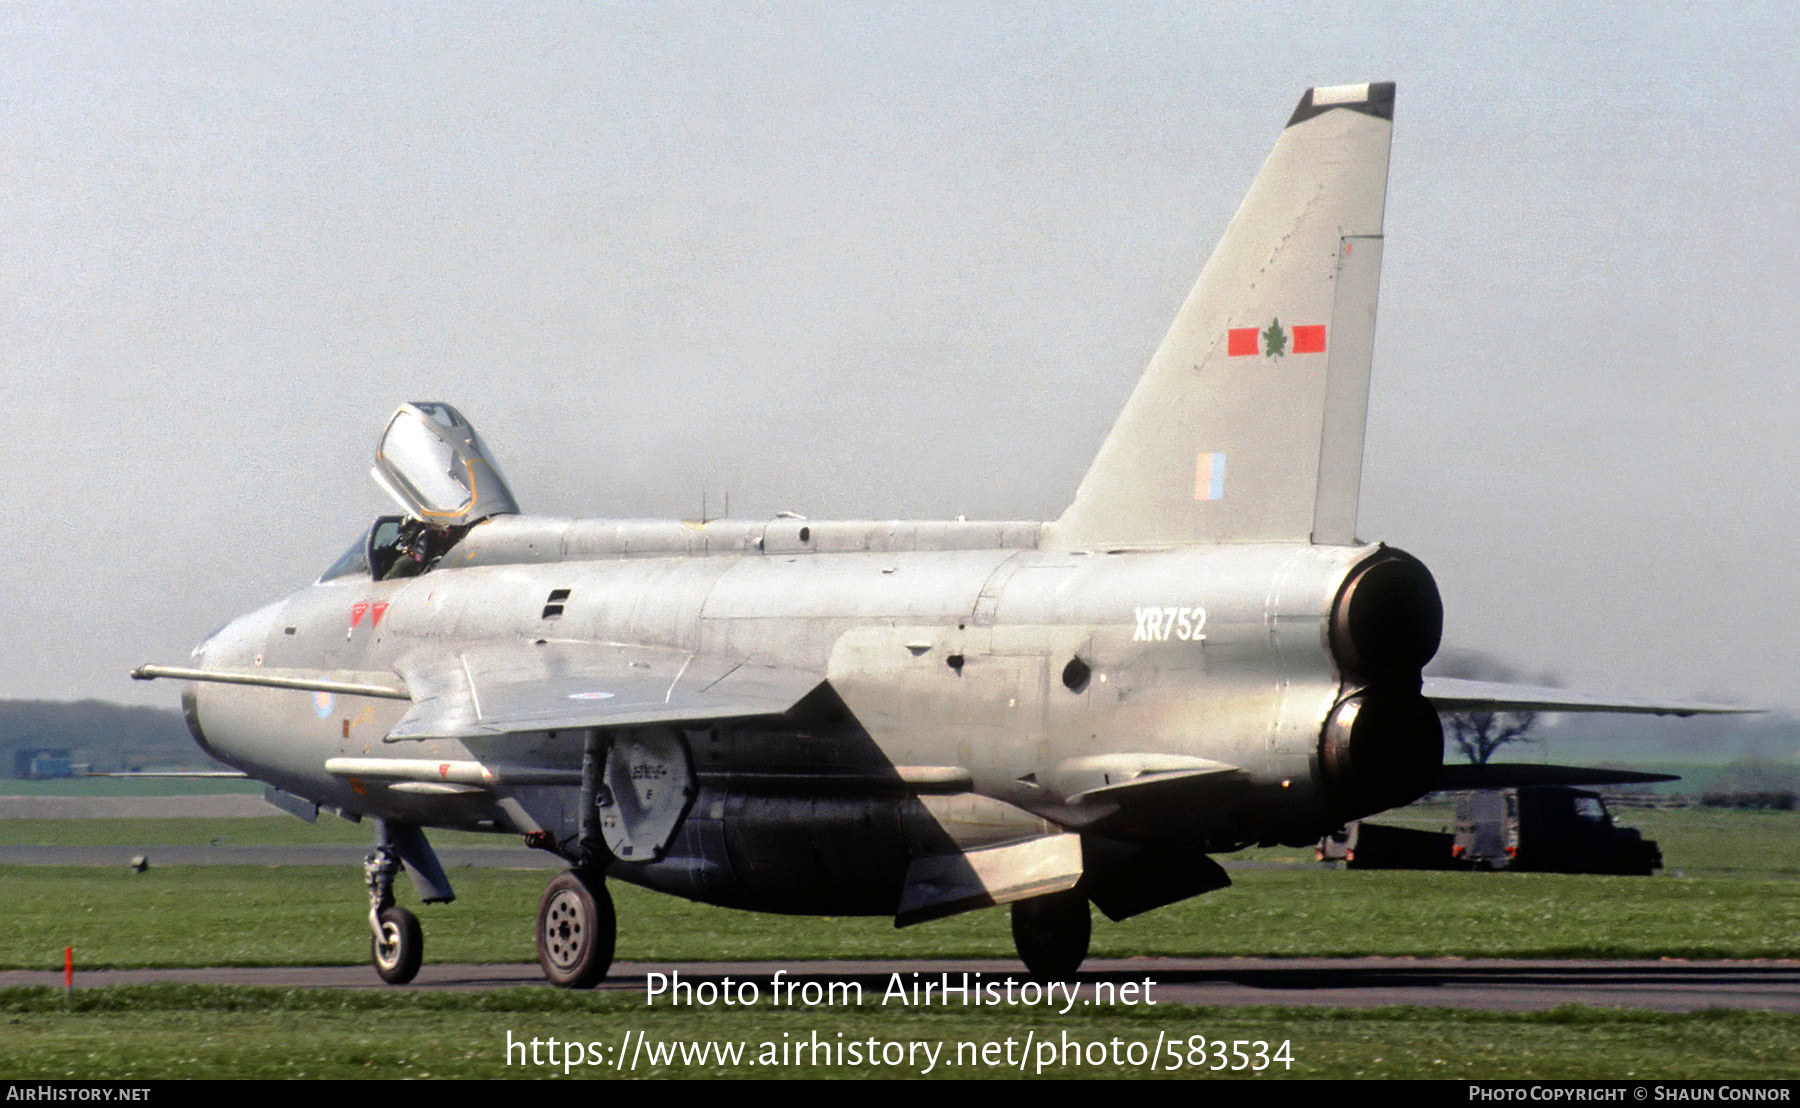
1049;82;1394;549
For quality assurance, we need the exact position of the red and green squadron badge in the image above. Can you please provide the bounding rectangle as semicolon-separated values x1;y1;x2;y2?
1227;320;1326;358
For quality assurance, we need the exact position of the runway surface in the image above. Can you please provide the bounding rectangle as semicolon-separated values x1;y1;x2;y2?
4;957;1796;1011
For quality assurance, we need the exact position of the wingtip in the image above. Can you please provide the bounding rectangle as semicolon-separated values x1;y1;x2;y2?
1288;81;1395;128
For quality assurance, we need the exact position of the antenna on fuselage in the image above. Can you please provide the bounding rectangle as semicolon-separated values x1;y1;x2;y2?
696;490;731;524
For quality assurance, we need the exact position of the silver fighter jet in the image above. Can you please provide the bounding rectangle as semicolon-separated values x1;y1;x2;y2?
136;83;1738;987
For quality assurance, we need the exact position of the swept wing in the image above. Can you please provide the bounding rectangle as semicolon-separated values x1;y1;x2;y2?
1423;676;1752;718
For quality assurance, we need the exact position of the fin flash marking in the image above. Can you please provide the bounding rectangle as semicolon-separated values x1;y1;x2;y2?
1194;452;1226;502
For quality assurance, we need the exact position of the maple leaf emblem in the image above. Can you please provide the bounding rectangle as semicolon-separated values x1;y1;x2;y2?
1262;318;1287;360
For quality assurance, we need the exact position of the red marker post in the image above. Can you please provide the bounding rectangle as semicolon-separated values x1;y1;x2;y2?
64;946;72;995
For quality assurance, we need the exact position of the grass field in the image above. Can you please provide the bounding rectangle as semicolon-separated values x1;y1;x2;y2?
3;986;1797;1079
2;806;1796;1079
1;806;1796;968
6;803;1798;869
4;861;1798;971
0;815;502;848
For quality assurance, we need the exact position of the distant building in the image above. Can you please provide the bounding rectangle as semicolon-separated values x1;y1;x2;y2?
12;747;76;779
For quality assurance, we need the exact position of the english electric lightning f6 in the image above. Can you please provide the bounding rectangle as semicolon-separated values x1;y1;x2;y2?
138;84;1731;987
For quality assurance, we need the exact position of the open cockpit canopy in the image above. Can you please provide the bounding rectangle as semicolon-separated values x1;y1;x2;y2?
313;403;523;582
371;402;519;527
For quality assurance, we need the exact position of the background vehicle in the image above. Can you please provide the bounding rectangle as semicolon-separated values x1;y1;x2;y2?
1320;786;1662;875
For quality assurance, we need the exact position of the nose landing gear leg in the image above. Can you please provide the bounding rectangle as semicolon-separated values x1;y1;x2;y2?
361;820;452;985
364;845;422;985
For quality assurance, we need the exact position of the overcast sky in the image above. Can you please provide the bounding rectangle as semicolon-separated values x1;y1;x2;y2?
3;3;1796;721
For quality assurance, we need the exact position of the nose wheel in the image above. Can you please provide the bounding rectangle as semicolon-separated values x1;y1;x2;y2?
364;844;425;985
372;905;423;984
1011;889;1090;981
536;869;616;988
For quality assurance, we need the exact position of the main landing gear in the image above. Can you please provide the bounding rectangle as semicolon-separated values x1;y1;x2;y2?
1010;888;1091;981
524;726;646;989
535;869;616;989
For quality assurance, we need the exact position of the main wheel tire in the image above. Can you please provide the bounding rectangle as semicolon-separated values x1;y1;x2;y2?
371;905;423;985
1010;889;1090;981
536;870;615;989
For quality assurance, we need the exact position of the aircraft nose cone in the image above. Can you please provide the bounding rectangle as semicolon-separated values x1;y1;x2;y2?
179;682;228;766
192;598;283;670
177;599;284;771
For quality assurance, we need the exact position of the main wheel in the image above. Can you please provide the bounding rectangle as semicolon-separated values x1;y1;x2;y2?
1010;889;1090;981
536;870;615;989
371;905;423;985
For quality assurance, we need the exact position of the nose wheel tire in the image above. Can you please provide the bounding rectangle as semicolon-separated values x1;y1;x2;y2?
371;905;423;985
1011;889;1090;981
536;870;616;989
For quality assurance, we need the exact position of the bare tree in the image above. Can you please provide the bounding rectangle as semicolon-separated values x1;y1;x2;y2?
1443;708;1537;765
1430;649;1543;765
